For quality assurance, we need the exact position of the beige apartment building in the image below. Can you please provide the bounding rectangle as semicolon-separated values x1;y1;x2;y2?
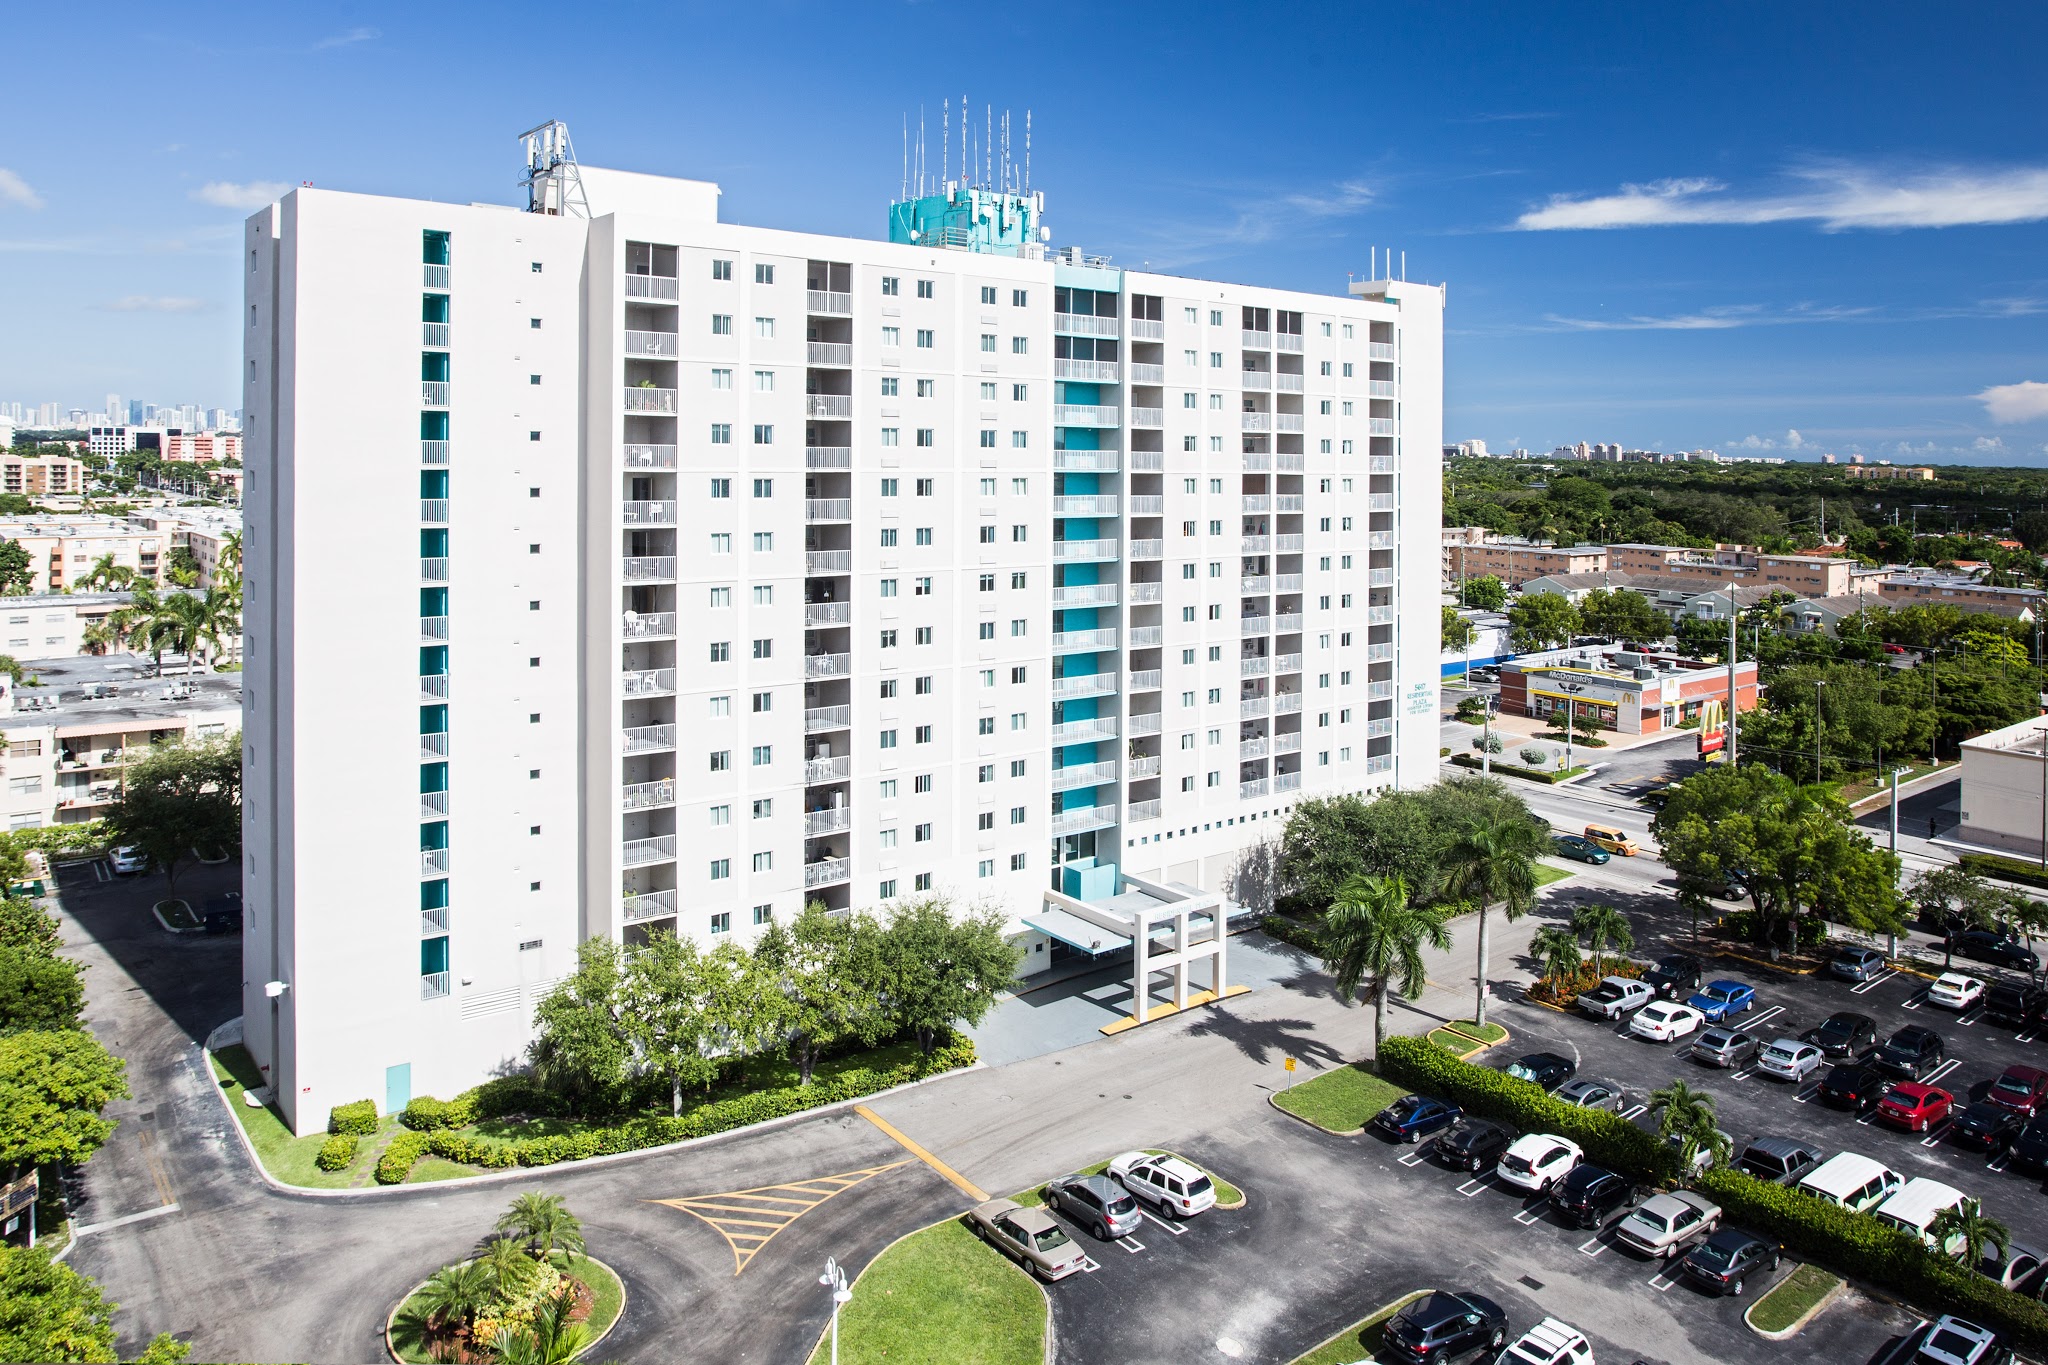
1607;543;1862;597
1441;526;1496;592
1880;574;2044;618
156;431;242;464
0;515;164;594
1840;464;1935;482
127;508;241;589
0;452;86;497
1448;538;1608;588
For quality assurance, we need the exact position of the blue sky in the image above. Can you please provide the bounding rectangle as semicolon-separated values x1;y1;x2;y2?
6;1;2047;462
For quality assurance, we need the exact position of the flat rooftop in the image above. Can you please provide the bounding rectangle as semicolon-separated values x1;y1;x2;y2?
3;654;242;731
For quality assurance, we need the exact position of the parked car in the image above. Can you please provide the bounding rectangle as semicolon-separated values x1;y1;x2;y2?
1804;1011;1878;1059
1554;1079;1627;1113
1829;945;1889;982
1667;1127;1734;1179
201;891;243;935
1907;1315;2011;1365
1679;1226;1781;1296
1928;972;1987;1012
1502;1319;1594;1365
1757;1039;1826;1083
1436;1117;1517;1174
1107;1151;1215;1219
1629;1001;1705;1043
1735;1137;1825;1186
1379;1290;1511;1365
1043;1174;1142;1241
1816;1063;1890;1113
1949;1101;2027;1156
1979;1243;2045;1295
1497;1134;1583;1194
1550;834;1611;865
1374;1094;1465;1144
1949;930;2041;973
1987;1065;2048;1117
1643;953;1704;1000
1690;1026;1761;1069
1687;980;1756;1022
1984;983;2048;1030
1798;1152;1904;1213
108;845;147;874
1550;1164;1635;1228
1877;1082;1955;1133
1504;1053;1576;1091
1874;1025;1947;1080
1615;1190;1722;1259
966;1199;1088;1280
1579;976;1653;1020
2010;1116;2048;1173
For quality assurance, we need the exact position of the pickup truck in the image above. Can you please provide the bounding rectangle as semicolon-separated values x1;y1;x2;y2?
1578;976;1653;1020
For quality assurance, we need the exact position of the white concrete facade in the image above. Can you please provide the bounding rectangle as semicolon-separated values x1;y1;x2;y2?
1958;716;2048;860
243;157;1443;1134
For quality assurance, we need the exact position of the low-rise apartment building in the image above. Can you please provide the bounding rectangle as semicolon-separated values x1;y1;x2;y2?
0;452;86;497
0;592;134;656
1879;574;2043;619
1499;647;1758;736
1841;463;1935;482
0;515;164;593
1518;571;1780;624
128;507;241;588
1441;525;1496;592
1448;538;1607;588
1607;543;1862;597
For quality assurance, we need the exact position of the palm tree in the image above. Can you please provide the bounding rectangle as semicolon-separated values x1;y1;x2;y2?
496;1191;586;1263
1570;903;1635;977
1319;873;1454;1056
1929;1197;2010;1270
1648;1078;1724;1173
411;1261;492;1332
80;617;119;656
480;1235;536;1295
76;554;134;593
488;1287;591;1365
1528;925;1583;991
1444;815;1544;1030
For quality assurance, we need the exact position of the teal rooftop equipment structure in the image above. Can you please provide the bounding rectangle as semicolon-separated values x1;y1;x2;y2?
888;185;1045;255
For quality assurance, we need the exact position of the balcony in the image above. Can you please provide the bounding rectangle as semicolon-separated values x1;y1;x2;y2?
1055;358;1120;382
804;857;852;889
1276;414;1305;433
1052;450;1119;473
1128;669;1162;692
422;439;450;464
1275;495;1305;513
1274;693;1305;713
622;667;677;697
622;835;678;868
805;704;852;733
1369;568;1396;587
1369;680;1396;700
625;273;680;300
421;382;450;407
807;341;853;366
1127;799;1162;822
625;443;678;469
1369;531;1396;549
1241;535;1270;554
1051;583;1119;609
1368;642;1396;661
1277;453;1305;471
623;500;677;525
1128;539;1164;559
1130;318;1165;340
1054;404;1120;428
806;549;853;574
1128;495;1164;516
1129;407;1164;428
623;556;677;582
1127;713;1163;736
624;889;679;922
1274;534;1305;552
1276;333;1304;353
1274;732;1303;754
623;612;677;639
1052;495;1119;517
625;330;679;357
1241;656;1269;677
1367;379;1397;398
1368;605;1396;625
623;724;677;755
1128;362;1165;384
1275;373;1305;392
1240;778;1270;800
804;651;852;679
423;264;450;289
421;557;449;582
1243;452;1272;471
1128;754;1162;778
804;600;852;627
1241;575;1271;597
1240;697;1270;719
1368;342;1396;360
623;779;677;811
1053;627;1118;652
1367;418;1397;435
805;498;852;522
1368;718;1397;738
1367;753;1395;774
1240;371;1272;392
1050;716;1119;745
1366;494;1395;512
1051;807;1118;837
804;807;853;837
422;322;450;348
1054;312;1120;338
624;387;677;414
420;673;449;700
420;499;449;524
1241;495;1272;513
1052;760;1118;792
806;446;852;469
421;972;451;1001
421;906;448;934
806;395;852;419
1273;652;1303;673
420;791;448;818
1126;625;1162;646
1241;413;1272;433
1052;673;1118;700
420;615;450;641
1370;454;1397;473
1273;613;1304;632
805;754;852;783
1129;451;1163;471
1126;582;1163;603
1242;329;1272;349
806;289;853;315
421;847;450;875
1274;771;1303;792
1240;737;1269;760
1275;573;1304;591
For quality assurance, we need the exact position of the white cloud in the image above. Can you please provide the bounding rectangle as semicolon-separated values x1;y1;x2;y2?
1979;381;2048;424
1975;436;2007;452
97;296;205;313
313;26;378;49
191;180;290;210
1283;180;1374;217
1784;429;1807;449
1729;434;1778;450
1541;302;1874;331
0;169;43;210
1516;163;2048;232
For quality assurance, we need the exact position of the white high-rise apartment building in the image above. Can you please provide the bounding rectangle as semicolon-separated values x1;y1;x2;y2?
242;133;1442;1134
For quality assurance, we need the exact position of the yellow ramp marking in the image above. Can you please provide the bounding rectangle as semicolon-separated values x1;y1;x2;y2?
651;1160;910;1275
1101;982;1254;1034
853;1104;988;1202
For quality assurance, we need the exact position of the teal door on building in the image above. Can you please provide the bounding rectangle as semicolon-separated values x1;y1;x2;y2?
385;1063;411;1115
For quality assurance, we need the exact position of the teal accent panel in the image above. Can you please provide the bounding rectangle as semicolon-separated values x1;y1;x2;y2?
1061;861;1120;901
419;412;448;440
1061;382;1101;406
887;187;1038;252
420;821;448;852
420;704;447;734
421;294;449;323
420;879;448;911
420;762;448;794
1060;607;1098;633
420;937;449;975
420;469;448;498
1059;427;1100;451
420;528;448;557
1064;517;1099;539
420;352;449;383
1063;563;1099;586
385;1063;412;1114
419;646;447;674
1054;264;1124;289
420;587;448;615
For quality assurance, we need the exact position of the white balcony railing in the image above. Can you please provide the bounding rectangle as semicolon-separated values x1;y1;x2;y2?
1276;414;1305;433
1050;717;1119;745
1369;680;1396;700
623;556;676;582
806;394;852;419
622;724;677;754
419;673;449;700
806;446;852;469
622;835;677;867
1051;583;1119;608
1127;582;1163;603
624;889;679;922
1368;642;1396;661
1054;358;1120;382
805;705;852;733
1273;652;1303;673
1052;495;1119;517
805;499;852;521
1243;452;1272;471
1127;713;1163;736
804;600;852;626
1127;754;1162;778
1241;413;1272;432
1240;737;1270;760
421;906;449;934
805;754;853;783
625;273;680;300
1051;807;1117;836
1129;362;1166;384
1240;778;1270;800
420;791;449;818
1127;669;1162;691
1053;450;1120;473
421;847;450;875
1368;342;1396;360
804;651;852;678
1274;693;1305;713
1368;606;1396;625
1240;371;1272;391
1240;697;1271;719
1053;627;1119;652
420;616;449;641
804;856;852;888
1369;568;1396;586
1127;799;1162;822
1367;418;1397;435
421;381;450;407
623;500;677;525
1370;454;1397;472
807;289;853;315
1276;333;1304;353
806;550;853;574
1275;373;1305;392
1368;718;1397;738
423;263;450;289
1241;655;1269;676
1275;572;1304;591
421;972;451;1000
805;807;853;837
624;330;679;357
1053;538;1120;562
1130;318;1165;340
420;499;449;524
622;668;677;696
1274;732;1303;753
623;611;677;638
1127;625;1164;646
1129;407;1164;428
807;341;853;366
1052;760;1119;791
1128;539;1163;558
1054;312;1120;338
1128;495;1164;516
623;779;677;811
1241;495;1273;513
1273;613;1305;632
1052;673;1118;700
1367;380;1397;397
624;443;677;469
1054;404;1120;428
1242;330;1272;349
422;322;450;347
1277;453;1305;471
421;557;449;581
1130;450;1163;471
1241;535;1270;554
1367;753;1396;774
1369;531;1396;549
624;387;677;413
1274;534;1305;552
1274;771;1304;791
421;439;449;464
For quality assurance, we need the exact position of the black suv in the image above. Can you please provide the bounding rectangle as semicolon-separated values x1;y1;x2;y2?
1985;982;2048;1029
1643;954;1704;1001
2009;1116;2048;1173
1803;1011;1877;1059
1550;1165;1635;1228
1874;1025;1946;1080
1949;930;2041;973
1816;1062;1889;1113
1436;1118;1516;1173
1380;1290;1510;1365
1503;1052;1576;1091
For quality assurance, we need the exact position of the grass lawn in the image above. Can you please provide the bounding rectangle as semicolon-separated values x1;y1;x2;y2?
1427;1029;1482;1058
404;1156;481;1185
1271;1063;1406;1134
1443;1020;1506;1044
388;1250;624;1363
1288;1290;1430;1365
1532;861;1576;888
209;1044;400;1189
1838;760;1953;806
803;1217;1042;1365
1747;1263;1839;1333
1012;1149;1242;1208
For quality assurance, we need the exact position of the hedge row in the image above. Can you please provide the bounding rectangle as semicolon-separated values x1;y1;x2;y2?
1960;853;2048;892
1446;754;1576;785
373;1035;977;1185
1384;1037;2048;1353
327;1099;377;1136
1259;915;1324;955
315;1134;356;1172
400;1075;559;1132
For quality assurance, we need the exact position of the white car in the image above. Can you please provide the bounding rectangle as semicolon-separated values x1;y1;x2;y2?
1495;1134;1583;1195
1107;1151;1216;1219
109;845;148;874
1757;1038;1825;1082
1629;1000;1705;1043
1927;973;1985;1012
1503;1318;1595;1365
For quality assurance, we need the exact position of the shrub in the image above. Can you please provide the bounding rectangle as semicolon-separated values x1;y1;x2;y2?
375;1130;432;1184
1519;745;1547;766
315;1134;357;1171
1524;959;1645;1010
1260;914;1323;954
401;1096;451;1131
1960;853;2048;892
327;1099;377;1136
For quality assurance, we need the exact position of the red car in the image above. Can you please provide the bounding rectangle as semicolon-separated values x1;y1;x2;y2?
1877;1082;1954;1132
1987;1065;2048;1116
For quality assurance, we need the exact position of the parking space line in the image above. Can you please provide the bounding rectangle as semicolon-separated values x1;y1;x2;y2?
1920;1123;1953;1149
1139;1209;1186;1236
1456;1175;1494;1197
1618;1103;1647;1121
1646;1268;1679;1292
1747;1005;1786;1029
1576;1234;1607;1259
1731;1065;1760;1081
1795;1084;1821;1104
1853;969;1899;995
1857;1109;1880;1126
1960;1008;1983;1028
1922;1058;1963;1087
1079;1257;1102;1274
1901;994;1923;1011
1397;1148;1432;1167
91;861;110;883
1115;1236;1145;1254
1988;1153;2012;1174
1511;1203;1546;1226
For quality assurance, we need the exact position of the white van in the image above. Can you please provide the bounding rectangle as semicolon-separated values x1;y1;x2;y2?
1796;1152;1902;1214
1875;1178;1967;1249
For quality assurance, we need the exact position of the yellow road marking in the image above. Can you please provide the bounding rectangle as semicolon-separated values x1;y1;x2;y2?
853;1104;988;1202
651;1160;910;1275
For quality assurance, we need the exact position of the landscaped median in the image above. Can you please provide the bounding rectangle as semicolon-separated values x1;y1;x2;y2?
1287;1289;1430;1365
1271;1063;1407;1135
1744;1263;1843;1339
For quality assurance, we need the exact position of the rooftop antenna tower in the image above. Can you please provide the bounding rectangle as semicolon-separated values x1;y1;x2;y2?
942;98;949;186
1026;109;1031;191
518;119;588;218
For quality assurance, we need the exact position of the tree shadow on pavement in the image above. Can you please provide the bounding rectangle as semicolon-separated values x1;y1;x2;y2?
1181;1007;1347;1072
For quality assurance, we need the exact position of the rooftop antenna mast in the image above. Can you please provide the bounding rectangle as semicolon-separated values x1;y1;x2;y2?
1025;110;1031;192
901;115;908;201
942;99;949;187
518;119;588;218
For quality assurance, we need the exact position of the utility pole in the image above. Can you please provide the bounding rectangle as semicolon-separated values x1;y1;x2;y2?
1725;584;1739;768
1814;679;1827;784
1482;696;1495;776
1565;697;1576;772
1888;765;1909;957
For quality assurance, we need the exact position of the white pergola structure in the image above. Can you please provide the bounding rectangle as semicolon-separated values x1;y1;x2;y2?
1025;873;1234;1030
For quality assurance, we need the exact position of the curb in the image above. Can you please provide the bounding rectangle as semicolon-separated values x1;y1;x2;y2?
1285;1289;1432;1365
151;899;201;935
1266;1090;1366;1136
384;1252;627;1363
1714;947;1819;977
1743;1267;1846;1341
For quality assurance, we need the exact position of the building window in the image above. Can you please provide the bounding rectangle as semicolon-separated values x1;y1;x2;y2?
917;279;934;298
753;904;773;925
753;424;774;445
709;641;731;661
981;285;998;305
917;429;935;447
712;314;733;335
755;317;775;338
752;638;772;658
916;329;935;348
1012;289;1028;307
1011;336;1028;354
916;478;934;496
711;424;731;444
712;259;733;280
979;860;995;879
710;911;731;933
710;859;731;880
752;745;772;766
881;275;899;295
882;326;900;347
710;750;731;771
755;262;774;284
879;728;898;749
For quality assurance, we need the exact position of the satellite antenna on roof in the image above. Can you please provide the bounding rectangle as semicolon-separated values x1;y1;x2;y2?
519;119;588;218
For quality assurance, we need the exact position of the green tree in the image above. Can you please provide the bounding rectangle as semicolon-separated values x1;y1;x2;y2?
876;897;1019;1055
1506;592;1580;653
1460;575;1507;612
1444;814;1543;1029
1676;615;1728;661
1569;903;1634;977
0;1243;117;1363
1576;587;1668;643
495;1191;585;1262
488;1286;590;1365
413;1261;492;1332
527;938;634;1116
1441;606;1476;654
0;1029;129;1169
75;555;134;594
1319;873;1452;1055
0;896;59;956
753;902;885;1085
0;946;83;1032
622;929;721;1116
1648;1077;1727;1172
481;1235;538;1295
103;732;242;896
0;542;32;597
1928;1197;2010;1268
1528;926;1582;989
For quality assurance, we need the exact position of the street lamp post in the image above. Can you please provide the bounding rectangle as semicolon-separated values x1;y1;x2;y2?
820;1258;852;1365
1888;765;1911;957
1481;695;1495;776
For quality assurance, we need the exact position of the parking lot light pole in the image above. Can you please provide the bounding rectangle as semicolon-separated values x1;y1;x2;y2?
1888;766;1911;958
1813;679;1827;785
1482;696;1495;777
819;1258;851;1365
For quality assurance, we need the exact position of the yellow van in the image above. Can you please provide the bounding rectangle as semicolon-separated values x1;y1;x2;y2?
1583;823;1640;857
